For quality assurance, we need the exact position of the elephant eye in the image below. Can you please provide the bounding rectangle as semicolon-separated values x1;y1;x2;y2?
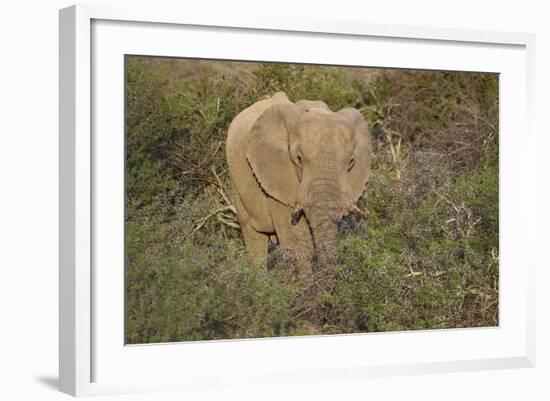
347;157;355;172
296;153;303;166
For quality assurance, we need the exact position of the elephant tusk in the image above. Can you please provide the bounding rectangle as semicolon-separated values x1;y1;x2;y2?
291;202;305;225
350;204;368;221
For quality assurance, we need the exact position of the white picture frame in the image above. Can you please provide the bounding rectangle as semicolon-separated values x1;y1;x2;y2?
59;3;536;397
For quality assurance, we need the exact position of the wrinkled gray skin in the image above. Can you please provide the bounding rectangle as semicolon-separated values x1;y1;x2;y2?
226;92;372;277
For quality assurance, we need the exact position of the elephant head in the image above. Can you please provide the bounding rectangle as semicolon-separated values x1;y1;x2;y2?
246;99;372;263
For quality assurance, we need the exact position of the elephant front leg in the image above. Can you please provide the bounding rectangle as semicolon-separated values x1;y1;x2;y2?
268;198;314;280
240;222;269;266
234;193;269;266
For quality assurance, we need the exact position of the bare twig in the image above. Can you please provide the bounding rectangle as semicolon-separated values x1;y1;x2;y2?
217;214;240;229
432;186;480;237
466;217;481;237
405;267;423;277
187;166;240;233
192;205;236;234
349;204;368;221
385;129;402;180
211;166;236;214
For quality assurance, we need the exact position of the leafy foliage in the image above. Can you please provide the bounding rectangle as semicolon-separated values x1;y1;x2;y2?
125;57;499;343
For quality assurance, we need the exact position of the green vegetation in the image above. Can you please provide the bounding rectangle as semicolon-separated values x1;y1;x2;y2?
125;56;499;343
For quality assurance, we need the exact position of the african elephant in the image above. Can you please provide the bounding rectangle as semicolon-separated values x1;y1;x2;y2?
226;92;372;277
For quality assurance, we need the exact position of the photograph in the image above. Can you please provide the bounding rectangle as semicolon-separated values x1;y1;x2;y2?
124;56;499;344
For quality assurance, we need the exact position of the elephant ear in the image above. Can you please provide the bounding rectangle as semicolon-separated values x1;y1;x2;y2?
338;108;373;203
247;103;301;206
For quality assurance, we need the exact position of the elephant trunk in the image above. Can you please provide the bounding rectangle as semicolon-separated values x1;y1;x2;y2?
311;217;338;266
305;163;342;266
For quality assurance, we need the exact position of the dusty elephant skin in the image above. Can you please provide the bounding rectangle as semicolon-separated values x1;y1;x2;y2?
226;92;372;278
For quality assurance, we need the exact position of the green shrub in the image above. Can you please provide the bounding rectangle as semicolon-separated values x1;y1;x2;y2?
321;147;499;333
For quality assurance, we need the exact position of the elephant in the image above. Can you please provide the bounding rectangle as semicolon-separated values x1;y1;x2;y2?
226;92;372;277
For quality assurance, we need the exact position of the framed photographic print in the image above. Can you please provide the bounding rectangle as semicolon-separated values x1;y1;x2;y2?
59;4;536;396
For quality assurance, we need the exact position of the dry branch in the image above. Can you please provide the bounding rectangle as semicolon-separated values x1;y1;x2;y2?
192;205;237;234
211;166;236;214
190;167;240;234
